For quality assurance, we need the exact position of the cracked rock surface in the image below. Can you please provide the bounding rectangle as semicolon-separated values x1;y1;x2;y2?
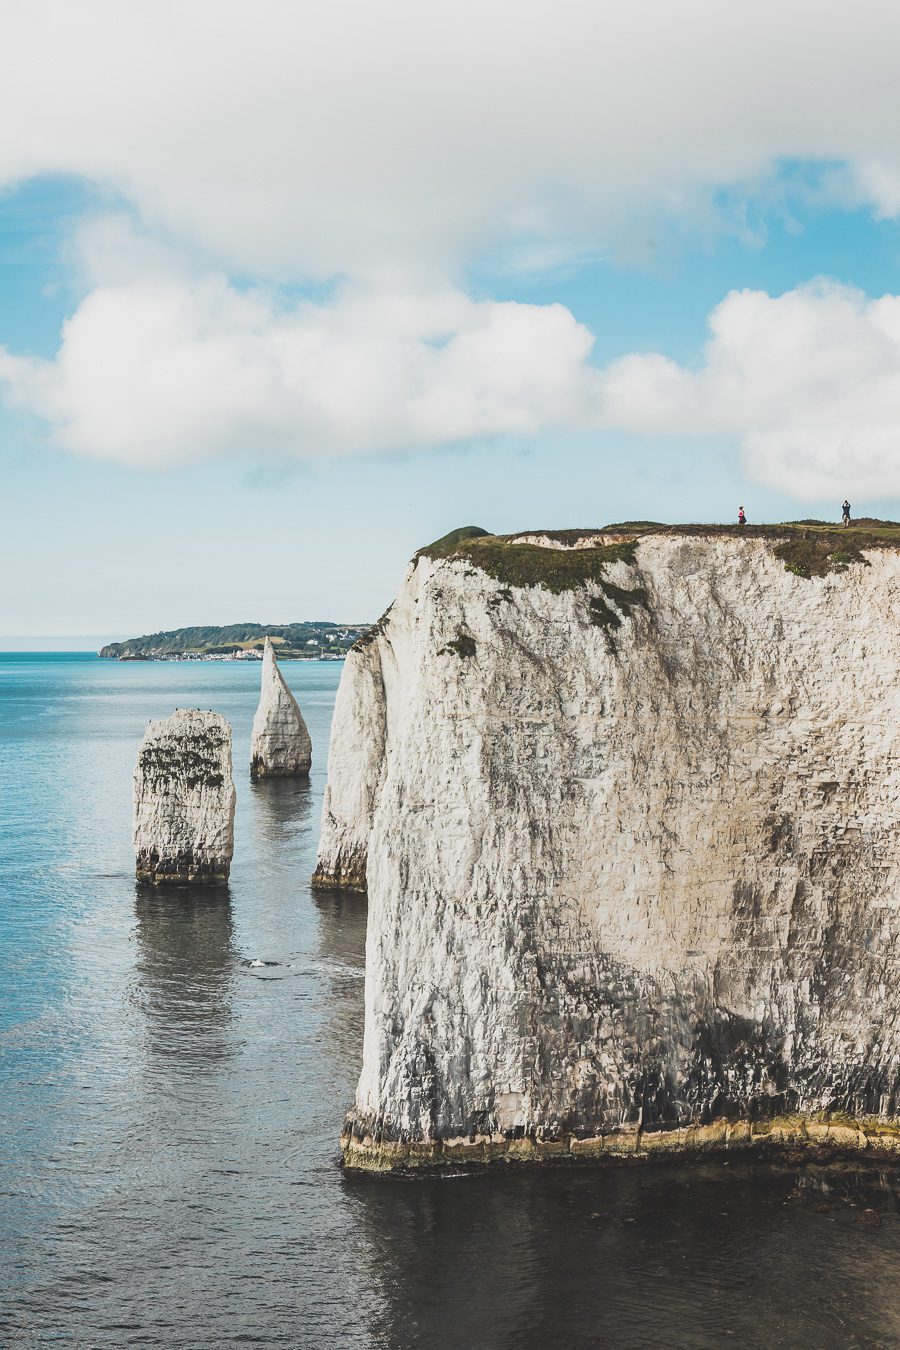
134;709;236;884
250;639;312;779
317;534;900;1168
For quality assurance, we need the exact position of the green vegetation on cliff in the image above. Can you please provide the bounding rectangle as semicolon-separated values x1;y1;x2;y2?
418;520;900;588
419;527;639;594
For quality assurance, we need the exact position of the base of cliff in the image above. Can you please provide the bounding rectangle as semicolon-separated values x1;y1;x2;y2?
250;759;311;780
341;1114;900;1175
135;852;231;885
311;861;367;892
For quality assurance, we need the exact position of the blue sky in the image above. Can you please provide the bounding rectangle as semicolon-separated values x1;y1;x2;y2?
3;2;900;641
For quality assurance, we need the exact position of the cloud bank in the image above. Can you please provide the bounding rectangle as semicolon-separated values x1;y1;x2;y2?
4;2;900;497
0;273;596;466
599;281;900;497
3;0;900;277
4;263;900;496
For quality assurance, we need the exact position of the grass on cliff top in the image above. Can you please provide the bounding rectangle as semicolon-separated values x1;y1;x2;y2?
419;520;900;586
620;518;900;578
418;526;638;593
740;519;900;577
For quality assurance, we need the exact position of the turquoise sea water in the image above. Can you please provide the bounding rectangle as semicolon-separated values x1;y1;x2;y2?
2;653;900;1348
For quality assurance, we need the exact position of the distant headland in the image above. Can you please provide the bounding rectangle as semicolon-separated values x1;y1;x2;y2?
99;622;370;661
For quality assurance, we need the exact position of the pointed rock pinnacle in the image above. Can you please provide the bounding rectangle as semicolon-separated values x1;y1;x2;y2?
250;638;312;778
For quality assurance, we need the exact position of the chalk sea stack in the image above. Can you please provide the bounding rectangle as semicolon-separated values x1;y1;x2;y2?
311;630;383;892
134;709;236;884
250;638;312;779
317;524;900;1171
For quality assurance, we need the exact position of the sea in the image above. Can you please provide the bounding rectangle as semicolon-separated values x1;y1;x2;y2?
2;652;900;1349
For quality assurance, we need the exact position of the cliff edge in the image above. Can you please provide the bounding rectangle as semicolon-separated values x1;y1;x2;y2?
316;523;900;1170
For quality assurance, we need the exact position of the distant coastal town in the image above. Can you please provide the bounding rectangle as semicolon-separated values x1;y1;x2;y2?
98;622;370;661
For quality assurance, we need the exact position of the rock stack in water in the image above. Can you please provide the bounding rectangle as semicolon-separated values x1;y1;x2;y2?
134;709;236;884
250;638;312;779
311;634;383;892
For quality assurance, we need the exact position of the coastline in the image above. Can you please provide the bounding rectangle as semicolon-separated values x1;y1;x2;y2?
102;652;348;662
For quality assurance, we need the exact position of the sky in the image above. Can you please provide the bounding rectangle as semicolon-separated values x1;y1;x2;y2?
4;0;900;640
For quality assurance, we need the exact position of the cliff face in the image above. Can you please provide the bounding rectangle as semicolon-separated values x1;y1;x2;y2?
134;709;236;884
317;529;900;1170
250;639;312;778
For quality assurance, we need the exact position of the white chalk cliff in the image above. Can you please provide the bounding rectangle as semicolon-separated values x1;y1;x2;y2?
315;525;900;1169
312;624;385;891
250;638;312;779
134;709;236;884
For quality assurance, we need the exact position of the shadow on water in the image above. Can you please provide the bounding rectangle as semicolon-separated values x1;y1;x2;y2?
132;883;238;1067
248;774;315;850
243;776;319;899
312;889;368;1084
313;888;368;967
346;1161;900;1350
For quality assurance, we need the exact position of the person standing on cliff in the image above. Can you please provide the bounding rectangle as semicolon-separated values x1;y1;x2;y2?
738;506;746;526
842;499;851;526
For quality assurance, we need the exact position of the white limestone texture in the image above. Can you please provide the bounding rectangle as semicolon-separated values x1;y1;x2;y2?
316;531;900;1168
312;626;386;890
250;638;312;779
134;709;236;884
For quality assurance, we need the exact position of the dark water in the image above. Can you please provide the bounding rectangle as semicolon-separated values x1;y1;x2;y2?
2;654;900;1349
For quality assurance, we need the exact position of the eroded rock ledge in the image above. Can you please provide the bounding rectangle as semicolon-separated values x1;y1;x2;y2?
317;524;900;1170
342;1114;900;1174
311;848;368;892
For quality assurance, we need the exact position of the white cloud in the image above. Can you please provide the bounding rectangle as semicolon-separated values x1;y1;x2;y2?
0;264;597;465
3;0;900;278
598;280;900;498
5;5;900;494
5;259;900;497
